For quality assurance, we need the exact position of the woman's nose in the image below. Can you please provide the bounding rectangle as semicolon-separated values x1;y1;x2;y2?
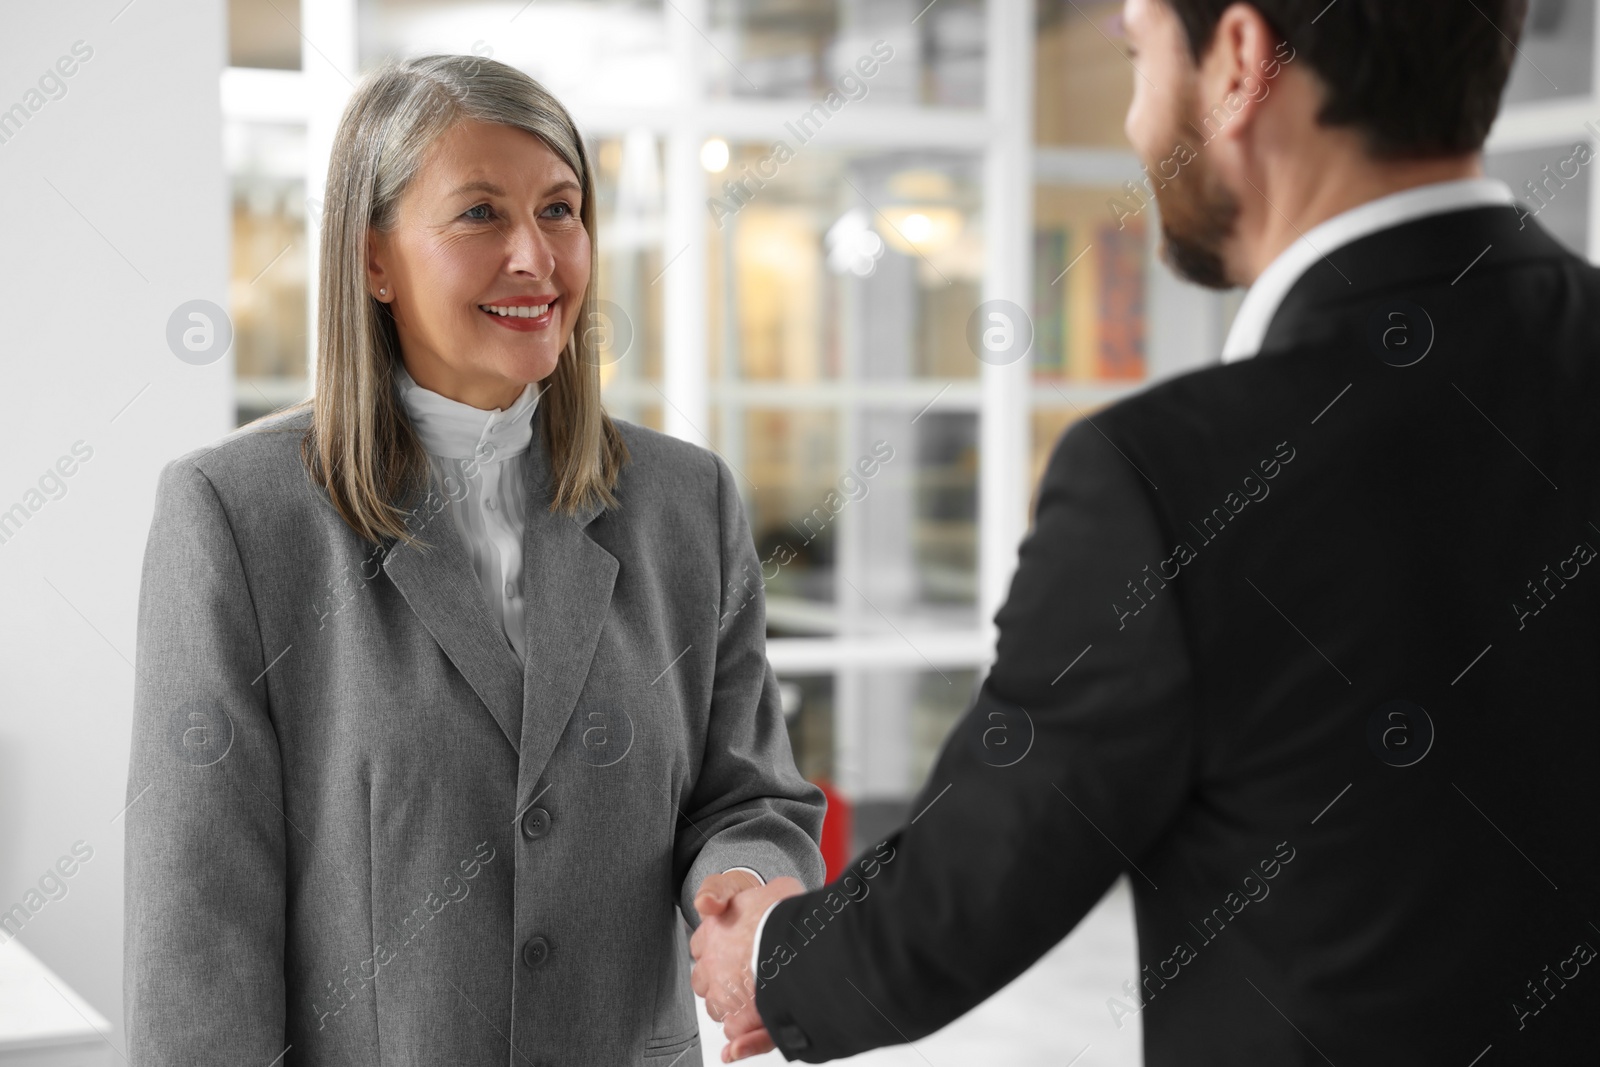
505;220;557;278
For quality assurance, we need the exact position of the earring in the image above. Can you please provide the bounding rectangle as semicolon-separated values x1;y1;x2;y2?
379;287;387;296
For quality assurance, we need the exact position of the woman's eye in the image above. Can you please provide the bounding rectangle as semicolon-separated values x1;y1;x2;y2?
543;201;575;219
463;203;495;221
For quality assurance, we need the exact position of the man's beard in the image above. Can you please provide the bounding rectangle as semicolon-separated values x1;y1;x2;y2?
1149;88;1241;290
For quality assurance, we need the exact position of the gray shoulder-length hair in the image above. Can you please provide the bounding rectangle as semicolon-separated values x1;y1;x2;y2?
277;53;628;548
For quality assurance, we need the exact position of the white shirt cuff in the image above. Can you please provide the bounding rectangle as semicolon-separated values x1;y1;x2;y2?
722;866;765;885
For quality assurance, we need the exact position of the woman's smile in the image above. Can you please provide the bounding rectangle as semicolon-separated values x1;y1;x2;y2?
478;295;558;332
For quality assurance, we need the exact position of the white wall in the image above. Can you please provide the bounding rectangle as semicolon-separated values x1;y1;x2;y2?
0;0;229;1053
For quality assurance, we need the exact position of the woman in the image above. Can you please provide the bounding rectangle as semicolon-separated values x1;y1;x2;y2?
124;53;824;1066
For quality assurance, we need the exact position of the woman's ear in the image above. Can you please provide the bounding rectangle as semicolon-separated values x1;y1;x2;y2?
366;229;391;300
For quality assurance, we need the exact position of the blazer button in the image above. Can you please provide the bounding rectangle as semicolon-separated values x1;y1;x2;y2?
521;935;551;969
520;806;552;840
775;1022;810;1050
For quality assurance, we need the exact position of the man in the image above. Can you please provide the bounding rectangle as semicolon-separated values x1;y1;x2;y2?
691;0;1600;1062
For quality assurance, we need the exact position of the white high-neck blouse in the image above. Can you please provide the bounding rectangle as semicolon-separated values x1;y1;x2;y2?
393;360;543;660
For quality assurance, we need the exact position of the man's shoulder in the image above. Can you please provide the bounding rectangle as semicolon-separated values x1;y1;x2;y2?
1084;358;1301;451
1035;356;1341;512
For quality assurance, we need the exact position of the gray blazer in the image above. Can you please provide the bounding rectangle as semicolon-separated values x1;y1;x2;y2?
124;405;826;1067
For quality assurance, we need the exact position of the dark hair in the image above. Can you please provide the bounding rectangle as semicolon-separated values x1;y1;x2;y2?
1160;0;1529;159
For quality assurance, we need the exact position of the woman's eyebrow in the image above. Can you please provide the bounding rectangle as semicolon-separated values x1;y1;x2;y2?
448;179;505;198
447;178;580;198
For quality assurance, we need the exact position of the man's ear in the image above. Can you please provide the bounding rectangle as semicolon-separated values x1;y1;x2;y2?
1191;1;1283;144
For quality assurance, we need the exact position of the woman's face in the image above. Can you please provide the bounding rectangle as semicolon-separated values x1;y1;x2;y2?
367;119;590;410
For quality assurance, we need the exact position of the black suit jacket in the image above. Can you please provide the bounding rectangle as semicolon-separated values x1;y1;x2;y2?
752;204;1600;1065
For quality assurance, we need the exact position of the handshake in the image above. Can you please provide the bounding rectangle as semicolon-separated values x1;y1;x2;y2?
689;870;809;1062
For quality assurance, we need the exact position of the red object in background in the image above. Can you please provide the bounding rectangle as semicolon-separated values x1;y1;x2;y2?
812;778;853;882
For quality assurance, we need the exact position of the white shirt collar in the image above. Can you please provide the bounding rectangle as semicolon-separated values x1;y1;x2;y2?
1221;177;1517;362
393;360;543;461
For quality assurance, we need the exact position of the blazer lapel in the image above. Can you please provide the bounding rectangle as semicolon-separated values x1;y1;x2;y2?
515;420;618;812
381;477;526;752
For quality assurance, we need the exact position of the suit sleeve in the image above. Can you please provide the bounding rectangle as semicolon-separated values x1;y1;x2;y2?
675;453;828;925
752;418;1197;1060
124;459;288;1065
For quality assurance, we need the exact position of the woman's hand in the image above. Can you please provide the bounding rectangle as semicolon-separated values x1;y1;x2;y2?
692;869;765;921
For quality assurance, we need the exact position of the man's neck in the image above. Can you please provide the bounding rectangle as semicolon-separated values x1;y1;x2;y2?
1233;151;1485;285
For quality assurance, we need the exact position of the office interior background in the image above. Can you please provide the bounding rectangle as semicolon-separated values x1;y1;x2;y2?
0;0;1592;1062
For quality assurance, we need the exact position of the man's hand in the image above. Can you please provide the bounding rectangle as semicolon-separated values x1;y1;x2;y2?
690;875;806;1058
720;997;778;1061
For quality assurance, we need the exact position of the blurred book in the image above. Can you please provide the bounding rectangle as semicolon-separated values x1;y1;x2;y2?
1031;216;1145;381
1095;219;1146;380
1032;224;1069;377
